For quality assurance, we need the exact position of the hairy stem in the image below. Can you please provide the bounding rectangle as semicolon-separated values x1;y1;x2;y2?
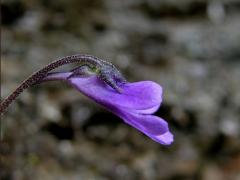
0;54;104;114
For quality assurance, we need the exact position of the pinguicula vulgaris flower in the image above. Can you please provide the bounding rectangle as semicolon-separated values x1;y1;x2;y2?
0;54;173;145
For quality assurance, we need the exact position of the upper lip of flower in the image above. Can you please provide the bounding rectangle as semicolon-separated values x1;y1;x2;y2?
43;72;174;145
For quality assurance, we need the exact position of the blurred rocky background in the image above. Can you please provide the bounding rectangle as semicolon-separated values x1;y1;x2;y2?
1;0;240;179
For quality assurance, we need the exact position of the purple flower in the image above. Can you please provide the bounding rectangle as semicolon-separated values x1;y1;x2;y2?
44;72;174;145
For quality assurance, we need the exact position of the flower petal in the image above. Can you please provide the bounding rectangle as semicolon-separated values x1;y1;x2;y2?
44;73;162;113
115;109;173;145
43;72;173;145
70;76;162;113
150;131;174;145
117;110;168;135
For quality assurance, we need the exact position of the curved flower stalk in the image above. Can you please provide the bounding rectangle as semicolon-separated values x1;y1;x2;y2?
0;54;173;145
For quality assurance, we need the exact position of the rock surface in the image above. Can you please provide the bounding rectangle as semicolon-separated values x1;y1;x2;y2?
1;0;240;179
